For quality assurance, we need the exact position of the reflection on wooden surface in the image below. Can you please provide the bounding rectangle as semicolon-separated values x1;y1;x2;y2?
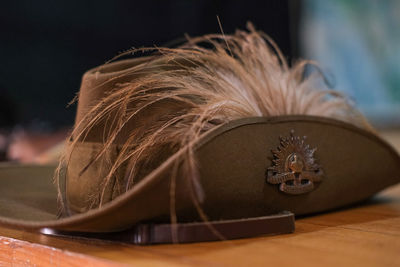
0;132;399;266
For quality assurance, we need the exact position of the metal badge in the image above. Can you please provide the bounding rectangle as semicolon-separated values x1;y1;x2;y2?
266;130;323;195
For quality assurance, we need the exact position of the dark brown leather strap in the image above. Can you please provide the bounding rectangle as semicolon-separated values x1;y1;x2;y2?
131;211;295;244
41;211;295;245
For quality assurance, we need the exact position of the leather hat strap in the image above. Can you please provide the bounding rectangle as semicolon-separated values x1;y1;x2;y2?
43;211;295;244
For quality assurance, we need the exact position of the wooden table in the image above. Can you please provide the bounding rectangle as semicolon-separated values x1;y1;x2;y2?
0;131;399;267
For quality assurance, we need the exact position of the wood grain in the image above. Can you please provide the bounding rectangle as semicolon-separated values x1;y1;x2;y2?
0;131;399;266
0;236;125;267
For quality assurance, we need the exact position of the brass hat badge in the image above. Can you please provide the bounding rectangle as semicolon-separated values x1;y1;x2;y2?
266;130;323;195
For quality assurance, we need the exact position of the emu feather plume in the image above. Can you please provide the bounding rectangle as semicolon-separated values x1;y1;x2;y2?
57;25;371;215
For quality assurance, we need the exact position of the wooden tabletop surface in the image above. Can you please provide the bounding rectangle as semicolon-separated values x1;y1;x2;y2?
0;131;399;267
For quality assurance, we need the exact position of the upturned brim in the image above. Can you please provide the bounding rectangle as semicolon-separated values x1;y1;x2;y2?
0;115;399;234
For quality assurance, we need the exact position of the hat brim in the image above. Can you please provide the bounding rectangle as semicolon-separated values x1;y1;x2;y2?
0;115;399;233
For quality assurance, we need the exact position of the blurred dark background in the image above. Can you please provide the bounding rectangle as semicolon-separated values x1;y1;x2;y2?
0;0;299;129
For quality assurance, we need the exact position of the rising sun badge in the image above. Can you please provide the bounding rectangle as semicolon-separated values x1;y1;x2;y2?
266;130;323;195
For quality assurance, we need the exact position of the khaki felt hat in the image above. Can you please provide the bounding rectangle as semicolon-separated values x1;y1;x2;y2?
0;31;399;244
